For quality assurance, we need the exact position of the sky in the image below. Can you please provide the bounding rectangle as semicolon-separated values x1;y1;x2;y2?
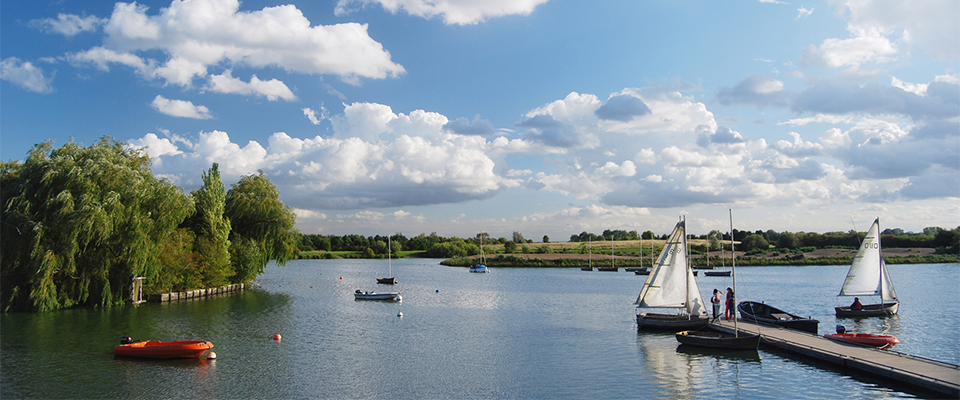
2;0;958;241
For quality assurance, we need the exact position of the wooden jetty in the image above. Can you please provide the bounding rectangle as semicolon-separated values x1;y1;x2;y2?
711;319;960;398
146;283;244;303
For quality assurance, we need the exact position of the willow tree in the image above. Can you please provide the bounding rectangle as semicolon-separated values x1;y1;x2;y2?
224;171;297;283
1;139;193;312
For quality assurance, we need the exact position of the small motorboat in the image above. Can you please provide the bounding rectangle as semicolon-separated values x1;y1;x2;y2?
675;330;760;350
354;290;402;301
738;301;819;334
824;325;899;349
114;337;214;359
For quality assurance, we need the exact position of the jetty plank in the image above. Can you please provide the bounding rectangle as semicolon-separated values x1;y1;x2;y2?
711;319;960;397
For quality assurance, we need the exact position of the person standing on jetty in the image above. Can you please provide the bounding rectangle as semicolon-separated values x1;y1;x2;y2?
725;287;735;320
711;289;722;321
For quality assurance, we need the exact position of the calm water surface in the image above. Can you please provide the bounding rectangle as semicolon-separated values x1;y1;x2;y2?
2;260;957;399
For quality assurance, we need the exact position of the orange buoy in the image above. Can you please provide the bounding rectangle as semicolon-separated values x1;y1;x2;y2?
273;334;282;341
206;351;217;360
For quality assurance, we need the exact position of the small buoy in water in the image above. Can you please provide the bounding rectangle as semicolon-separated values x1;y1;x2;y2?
339;276;343;280
436;289;439;293
206;351;217;360
397;312;403;317
273;334;282;341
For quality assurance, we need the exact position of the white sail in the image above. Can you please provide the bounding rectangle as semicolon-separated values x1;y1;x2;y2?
839;218;897;301
635;220;707;316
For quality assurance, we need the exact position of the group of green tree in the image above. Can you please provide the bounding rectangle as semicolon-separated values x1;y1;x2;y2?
1;139;298;312
571;227;959;254
709;227;959;254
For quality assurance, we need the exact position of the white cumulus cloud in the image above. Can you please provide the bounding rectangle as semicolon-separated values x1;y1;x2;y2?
335;0;551;25
0;57;54;93
65;0;403;91
150;95;212;119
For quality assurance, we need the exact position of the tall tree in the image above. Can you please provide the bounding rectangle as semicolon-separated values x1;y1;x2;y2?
1;139;192;312
224;170;298;283
182;163;233;287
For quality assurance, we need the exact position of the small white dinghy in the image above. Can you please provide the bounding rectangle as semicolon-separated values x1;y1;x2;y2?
354;290;402;301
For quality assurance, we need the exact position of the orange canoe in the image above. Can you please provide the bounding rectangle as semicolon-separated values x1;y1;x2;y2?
115;340;214;359
824;333;900;349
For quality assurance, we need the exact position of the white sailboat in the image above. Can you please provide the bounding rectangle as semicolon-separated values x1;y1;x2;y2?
636;218;710;330
676;210;760;349
835;218;898;317
469;233;488;273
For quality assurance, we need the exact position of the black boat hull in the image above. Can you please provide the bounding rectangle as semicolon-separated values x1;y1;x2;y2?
738;301;819;334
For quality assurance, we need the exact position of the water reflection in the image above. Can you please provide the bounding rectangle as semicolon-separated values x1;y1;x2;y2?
636;332;702;398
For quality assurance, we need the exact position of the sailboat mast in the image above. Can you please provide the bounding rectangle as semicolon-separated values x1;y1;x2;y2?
877;218;884;309
388;236;392;276
729;209;738;335
683;215;691;319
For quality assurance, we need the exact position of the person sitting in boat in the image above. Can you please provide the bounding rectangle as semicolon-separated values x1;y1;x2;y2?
851;297;863;311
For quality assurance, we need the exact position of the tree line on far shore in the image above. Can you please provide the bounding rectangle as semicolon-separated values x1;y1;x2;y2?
299;225;960;260
1;139;298;312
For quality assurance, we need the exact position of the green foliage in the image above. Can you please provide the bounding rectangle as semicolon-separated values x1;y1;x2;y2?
224;170;298;284
184;164;233;287
740;234;770;252
504;241;518;253
778;232;800;249
1;139;193;312
2;140;300;312
425;241;470;258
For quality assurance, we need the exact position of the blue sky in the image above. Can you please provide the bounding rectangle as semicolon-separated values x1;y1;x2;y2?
2;0;958;240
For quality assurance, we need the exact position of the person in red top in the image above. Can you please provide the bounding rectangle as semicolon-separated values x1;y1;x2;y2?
851;297;863;311
725;287;735;320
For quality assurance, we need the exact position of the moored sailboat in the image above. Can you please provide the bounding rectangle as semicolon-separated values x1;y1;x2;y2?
835;218;898;318
469;233;488;273
377;237;397;284
636;218;710;330
675;209;759;349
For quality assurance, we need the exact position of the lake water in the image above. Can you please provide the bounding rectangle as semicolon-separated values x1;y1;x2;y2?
2;260;958;399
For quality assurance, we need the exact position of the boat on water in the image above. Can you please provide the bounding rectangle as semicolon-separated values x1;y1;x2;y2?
673;210;755;349
354;290;402;301
738;301;819;334
704;270;731;277
675;330;760;350
835;218;899;318
824;326;900;349
468;264;488;273
598;237;618;271
114;338;214;359
377;237;397;284
633;267;650;275
635;218;710;330
469;233;489;273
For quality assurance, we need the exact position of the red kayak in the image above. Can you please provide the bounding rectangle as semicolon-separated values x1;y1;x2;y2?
115;340;214;359
824;333;900;349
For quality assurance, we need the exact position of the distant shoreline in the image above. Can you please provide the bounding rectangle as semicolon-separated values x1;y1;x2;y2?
439;247;959;267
